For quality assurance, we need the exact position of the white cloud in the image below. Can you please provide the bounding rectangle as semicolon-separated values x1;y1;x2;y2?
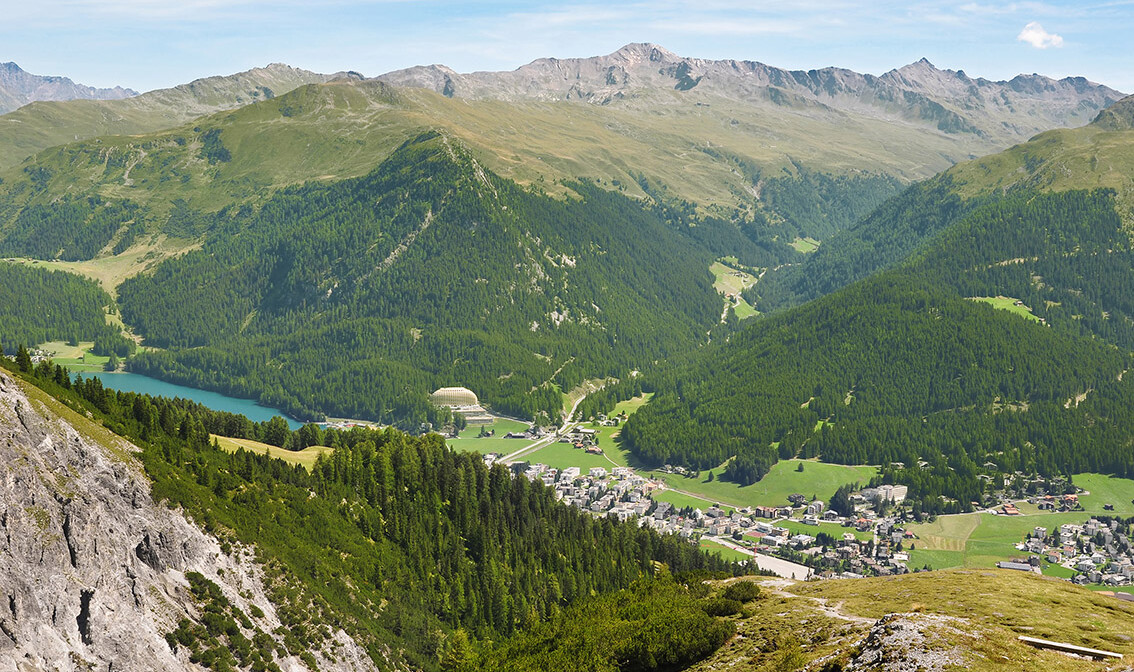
1017;21;1063;48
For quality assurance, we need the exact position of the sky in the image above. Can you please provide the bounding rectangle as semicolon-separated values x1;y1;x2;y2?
2;0;1131;94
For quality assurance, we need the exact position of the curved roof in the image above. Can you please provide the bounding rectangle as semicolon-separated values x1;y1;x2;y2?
430;386;479;407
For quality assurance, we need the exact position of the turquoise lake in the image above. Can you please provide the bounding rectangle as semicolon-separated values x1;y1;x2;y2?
82;371;302;429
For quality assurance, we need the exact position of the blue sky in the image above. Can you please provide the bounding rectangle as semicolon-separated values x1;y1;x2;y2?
3;0;1131;94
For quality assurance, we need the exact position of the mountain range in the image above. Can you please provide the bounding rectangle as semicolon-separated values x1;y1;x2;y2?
0;63;357;169
381;42;1119;146
0;61;135;114
0;44;1123;225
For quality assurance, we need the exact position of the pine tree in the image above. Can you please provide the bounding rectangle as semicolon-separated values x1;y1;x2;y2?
15;344;32;373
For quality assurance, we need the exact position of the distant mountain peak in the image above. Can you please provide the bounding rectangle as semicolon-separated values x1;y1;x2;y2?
610;42;678;63
0;61;136;114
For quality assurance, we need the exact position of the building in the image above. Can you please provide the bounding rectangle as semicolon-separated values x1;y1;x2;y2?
430;386;494;424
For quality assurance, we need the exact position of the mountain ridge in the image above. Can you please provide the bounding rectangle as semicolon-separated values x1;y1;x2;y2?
0;63;360;169
0;61;135;114
378;42;1123;142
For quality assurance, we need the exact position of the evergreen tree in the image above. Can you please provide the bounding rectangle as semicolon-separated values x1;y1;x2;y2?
15;344;31;373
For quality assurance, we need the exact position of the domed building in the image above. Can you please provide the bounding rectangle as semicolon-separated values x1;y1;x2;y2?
430;386;479;407
430;386;494;425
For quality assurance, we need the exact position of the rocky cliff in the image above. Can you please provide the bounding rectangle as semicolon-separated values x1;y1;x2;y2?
0;370;377;672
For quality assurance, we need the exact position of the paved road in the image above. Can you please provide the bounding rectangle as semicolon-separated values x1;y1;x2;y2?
706;536;813;579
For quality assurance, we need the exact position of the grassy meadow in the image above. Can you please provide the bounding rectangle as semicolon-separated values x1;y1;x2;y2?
699;538;751;562
212;434;333;470
789;236;821;253
39;340;110;372
656;459;878;510
907;473;1134;570
970;296;1042;322
710;261;759;319
447;417;532;455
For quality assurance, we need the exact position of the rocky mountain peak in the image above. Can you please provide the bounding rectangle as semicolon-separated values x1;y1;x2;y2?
0;62;136;114
609;42;679;64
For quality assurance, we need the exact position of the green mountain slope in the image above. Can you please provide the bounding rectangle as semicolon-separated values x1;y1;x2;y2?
621;115;1134;512
96;133;767;423
754;94;1134;313
623;264;1134;511
0;63;353;169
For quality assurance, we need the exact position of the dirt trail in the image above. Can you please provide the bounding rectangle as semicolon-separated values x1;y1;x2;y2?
756;578;875;626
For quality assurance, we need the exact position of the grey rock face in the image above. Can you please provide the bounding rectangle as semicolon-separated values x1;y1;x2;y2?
846;612;976;672
0;371;378;671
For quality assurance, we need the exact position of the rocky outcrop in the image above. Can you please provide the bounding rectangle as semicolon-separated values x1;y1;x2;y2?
378;43;1124;147
0;370;378;672
0;62;135;114
845;612;977;672
1092;94;1134;131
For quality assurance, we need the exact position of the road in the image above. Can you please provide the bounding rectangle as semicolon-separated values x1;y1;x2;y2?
705;535;813;579
501;389;589;464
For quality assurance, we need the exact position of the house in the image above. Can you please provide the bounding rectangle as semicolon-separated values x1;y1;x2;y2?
997;561;1037;572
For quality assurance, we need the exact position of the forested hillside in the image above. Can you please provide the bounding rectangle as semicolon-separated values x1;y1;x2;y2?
623;187;1134;514
0;262;133;354
105;132;780;424
754;95;1134;314
3;357;738;671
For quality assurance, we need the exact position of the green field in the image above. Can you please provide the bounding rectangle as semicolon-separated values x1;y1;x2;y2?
776;519;872;542
970;296;1042;322
699;538;751;563
651;488;725;513
39;340;111;372
212;434;333;470
447;417;533;454
907;473;1134;570
656;459;877;510
1041;563;1076;579
523;440;622;471
710;261;759;320
907;548;967;570
610;393;653;417
789;236;821;253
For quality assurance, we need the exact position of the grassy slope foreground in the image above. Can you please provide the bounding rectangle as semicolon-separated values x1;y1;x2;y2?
497;569;1134;672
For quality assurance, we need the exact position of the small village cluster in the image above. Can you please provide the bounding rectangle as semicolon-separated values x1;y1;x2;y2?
1009;517;1134;587
486;452;919;579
